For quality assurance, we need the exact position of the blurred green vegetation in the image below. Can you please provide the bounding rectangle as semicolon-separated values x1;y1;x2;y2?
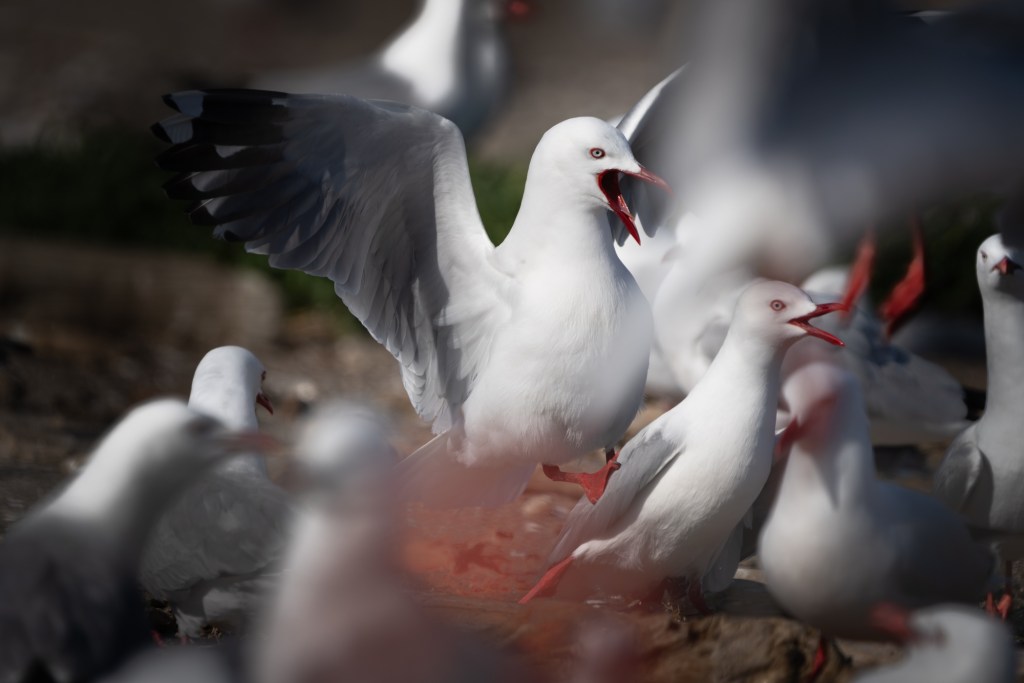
0;128;1002;327
0;128;527;334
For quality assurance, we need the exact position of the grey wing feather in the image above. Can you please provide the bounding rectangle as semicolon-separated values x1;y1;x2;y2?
881;484;991;605
140;472;293;600
933;423;985;513
154;90;510;432
548;416;682;563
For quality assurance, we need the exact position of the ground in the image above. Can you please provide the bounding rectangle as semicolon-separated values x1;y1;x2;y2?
2;237;1021;682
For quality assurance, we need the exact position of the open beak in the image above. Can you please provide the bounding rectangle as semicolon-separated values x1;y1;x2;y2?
256;391;274;415
598;166;672;245
994;256;1022;276
789;302;846;347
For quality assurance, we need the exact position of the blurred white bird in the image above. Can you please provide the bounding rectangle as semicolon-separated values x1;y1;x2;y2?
256;402;524;683
520;281;844;606
140;346;292;638
0;400;252;683
252;0;526;138
759;363;991;678
934;232;1024;619
155;93;668;508
625;2;1024;274
853;604;1015;683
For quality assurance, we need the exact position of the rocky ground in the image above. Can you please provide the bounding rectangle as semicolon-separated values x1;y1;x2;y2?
2;236;1022;681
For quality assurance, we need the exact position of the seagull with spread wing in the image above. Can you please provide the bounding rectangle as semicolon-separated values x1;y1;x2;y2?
154;92;668;508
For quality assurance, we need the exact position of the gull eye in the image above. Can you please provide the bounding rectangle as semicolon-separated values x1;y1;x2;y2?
261;371;267;381
981;251;988;260
589;147;606;159
770;299;786;311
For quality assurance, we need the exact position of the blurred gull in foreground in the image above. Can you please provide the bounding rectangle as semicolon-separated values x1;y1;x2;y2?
624;2;1024;280
759;364;991;678
934;232;1024;619
0;400;254;683
853;604;1015;683
140;346;292;638
256;402;524;683
154;92;668;508
520;281;843;606
252;0;526;139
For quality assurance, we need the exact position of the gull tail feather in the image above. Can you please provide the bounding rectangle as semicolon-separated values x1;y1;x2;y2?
396;433;535;508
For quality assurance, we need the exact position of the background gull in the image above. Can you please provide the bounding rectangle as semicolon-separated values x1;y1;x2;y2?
252;0;522;139
139;346;292;638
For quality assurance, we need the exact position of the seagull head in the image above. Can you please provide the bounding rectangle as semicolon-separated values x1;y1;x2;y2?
977;233;1024;297
533;117;670;245
733;280;845;348
189;346;274;428
295;402;397;501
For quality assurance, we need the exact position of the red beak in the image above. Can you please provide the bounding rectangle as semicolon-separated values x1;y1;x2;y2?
598;166;672;245
256;391;274;415
789;302;846;346
994;256;1022;276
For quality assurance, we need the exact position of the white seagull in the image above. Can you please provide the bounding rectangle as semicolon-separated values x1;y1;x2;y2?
0;400;254;683
154;91;668;508
252;0;524;138
139;346;292;637
758;363;991;676
520;280;844;606
853;604;1016;683
934;232;1024;619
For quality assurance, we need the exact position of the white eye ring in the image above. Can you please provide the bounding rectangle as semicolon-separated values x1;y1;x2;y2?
590;148;606;159
770;299;786;311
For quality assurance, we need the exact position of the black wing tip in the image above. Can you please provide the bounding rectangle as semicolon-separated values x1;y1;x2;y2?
150;120;171;144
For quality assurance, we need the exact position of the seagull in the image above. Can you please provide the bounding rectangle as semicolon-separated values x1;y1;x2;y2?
519;280;844;606
252;0;523;138
758;363;991;678
255;402;524;683
154;91;668;508
791;267;973;446
853;604;1016;683
0;400;253;683
934;232;1024;620
139;346;292;638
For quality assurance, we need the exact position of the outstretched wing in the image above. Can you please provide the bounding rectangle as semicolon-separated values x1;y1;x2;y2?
155;90;512;431
549;413;682;564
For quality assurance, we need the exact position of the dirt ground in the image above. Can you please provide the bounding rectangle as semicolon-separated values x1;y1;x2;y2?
2;236;1021;681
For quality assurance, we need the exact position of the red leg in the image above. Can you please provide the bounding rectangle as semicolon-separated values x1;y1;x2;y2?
840;229;876;323
542;450;621;504
519;555;574;604
151;630;166;647
880;215;926;338
805;634;829;683
774;417;801;462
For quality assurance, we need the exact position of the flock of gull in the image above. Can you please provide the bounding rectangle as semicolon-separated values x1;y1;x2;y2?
4;0;1024;681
